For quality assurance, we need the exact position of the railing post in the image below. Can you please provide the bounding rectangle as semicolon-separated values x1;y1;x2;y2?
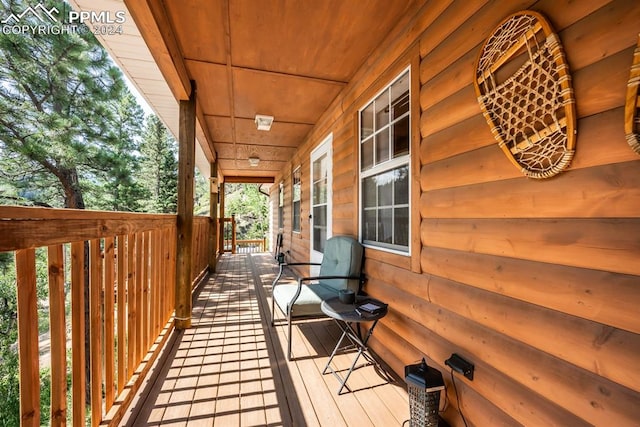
218;183;225;255
209;161;218;272
176;80;196;330
263;237;266;252
231;214;237;254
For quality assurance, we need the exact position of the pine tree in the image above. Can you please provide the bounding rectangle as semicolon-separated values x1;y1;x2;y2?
89;92;146;211
0;0;130;209
138;114;178;213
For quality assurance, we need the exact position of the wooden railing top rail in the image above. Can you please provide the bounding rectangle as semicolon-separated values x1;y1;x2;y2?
0;206;213;252
0;205;175;220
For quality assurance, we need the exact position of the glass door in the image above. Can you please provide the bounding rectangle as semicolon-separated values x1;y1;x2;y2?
310;134;332;273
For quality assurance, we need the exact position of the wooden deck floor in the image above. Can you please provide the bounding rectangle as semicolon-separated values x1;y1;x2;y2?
122;253;409;426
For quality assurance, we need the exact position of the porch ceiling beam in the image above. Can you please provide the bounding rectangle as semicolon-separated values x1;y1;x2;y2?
223;176;276;184
196;105;216;162
124;0;191;101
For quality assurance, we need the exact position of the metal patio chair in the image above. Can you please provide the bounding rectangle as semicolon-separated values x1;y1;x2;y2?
271;235;364;360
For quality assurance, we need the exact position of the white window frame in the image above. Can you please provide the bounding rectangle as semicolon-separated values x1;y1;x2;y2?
278;182;284;231
358;67;411;255
292;166;301;233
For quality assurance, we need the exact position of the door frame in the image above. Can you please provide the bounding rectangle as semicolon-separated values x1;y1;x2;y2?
309;133;333;270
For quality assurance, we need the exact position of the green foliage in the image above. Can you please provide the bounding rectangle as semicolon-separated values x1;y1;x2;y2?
138;115;178;213
0;251;19;426
193;168;209;216
89;92;146;211
224;184;269;240
0;349;20;427
0;249;53;423
0;0;135;209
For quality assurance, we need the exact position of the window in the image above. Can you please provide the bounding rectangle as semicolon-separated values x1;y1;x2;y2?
359;69;410;253
278;182;284;230
292;167;301;232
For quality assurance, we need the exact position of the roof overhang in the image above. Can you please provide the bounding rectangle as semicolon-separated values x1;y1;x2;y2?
69;0;416;181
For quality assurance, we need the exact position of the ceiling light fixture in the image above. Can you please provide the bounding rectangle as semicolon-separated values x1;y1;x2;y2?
248;156;260;167
254;114;274;131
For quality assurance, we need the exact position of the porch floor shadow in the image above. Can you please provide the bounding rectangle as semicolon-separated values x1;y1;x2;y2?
122;253;409;427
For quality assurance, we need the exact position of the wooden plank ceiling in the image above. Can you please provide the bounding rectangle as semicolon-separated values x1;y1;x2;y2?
126;0;413;179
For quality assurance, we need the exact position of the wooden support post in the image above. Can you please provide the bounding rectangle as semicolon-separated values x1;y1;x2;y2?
209;161;218;272
218;183;225;255
175;81;196;330
231;214;237;254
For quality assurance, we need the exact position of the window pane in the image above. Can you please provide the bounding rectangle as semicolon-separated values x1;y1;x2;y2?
361;103;374;139
394;207;409;247
313;204;327;253
313;226;326;253
313;206;326;227
293;200;300;231
375;127;390;165
391;73;409;119
313;154;327;182
293;185;301;202
377;171;393;207
391;90;409;120
392;115;410;158
363;176;376;208
361;137;373;171
313;181;326;205
375;91;389;129
394;166;409;205
363;209;377;241
378;208;392;244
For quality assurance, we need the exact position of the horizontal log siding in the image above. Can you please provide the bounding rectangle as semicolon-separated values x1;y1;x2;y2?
270;0;640;425
417;0;640;425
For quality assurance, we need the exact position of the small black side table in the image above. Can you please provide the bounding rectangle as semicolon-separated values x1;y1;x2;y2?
321;296;388;394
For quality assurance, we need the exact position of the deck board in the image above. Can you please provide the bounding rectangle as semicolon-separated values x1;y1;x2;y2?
122;253;409;426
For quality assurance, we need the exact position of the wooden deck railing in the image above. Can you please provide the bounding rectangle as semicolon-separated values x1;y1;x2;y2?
192;217;210;288
221;215;237;253
0;206;212;426
235;238;267;253
220;216;266;254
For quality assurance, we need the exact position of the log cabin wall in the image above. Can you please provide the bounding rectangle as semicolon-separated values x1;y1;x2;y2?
270;1;640;425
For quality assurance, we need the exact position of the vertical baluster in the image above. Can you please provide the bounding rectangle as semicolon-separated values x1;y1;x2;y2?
103;237;115;410
48;245;67;426
116;235;126;393
135;232;143;366
142;231;150;353
71;241;85;426
126;233;135;382
16;249;40;427
89;239;103;427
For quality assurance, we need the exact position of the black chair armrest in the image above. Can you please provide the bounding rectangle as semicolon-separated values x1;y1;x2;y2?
284;262;322;267
298;274;362;283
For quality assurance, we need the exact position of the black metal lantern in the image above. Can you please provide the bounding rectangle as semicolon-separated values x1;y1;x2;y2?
405;358;445;427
